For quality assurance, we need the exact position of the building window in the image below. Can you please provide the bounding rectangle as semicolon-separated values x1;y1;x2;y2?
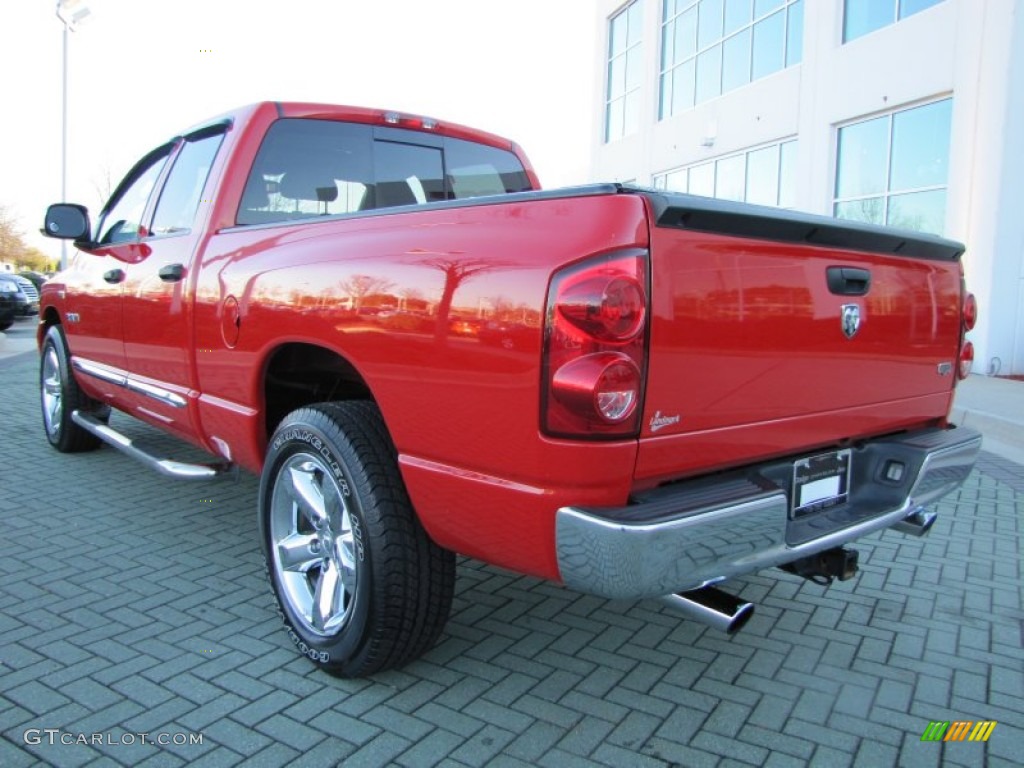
833;98;951;235
653;138;797;207
660;0;803;119
606;2;644;142
843;0;943;43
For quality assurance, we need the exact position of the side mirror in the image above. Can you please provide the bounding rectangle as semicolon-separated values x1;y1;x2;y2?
43;203;91;241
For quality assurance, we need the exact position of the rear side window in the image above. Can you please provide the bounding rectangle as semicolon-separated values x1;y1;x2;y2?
237;118;532;226
445;137;533;198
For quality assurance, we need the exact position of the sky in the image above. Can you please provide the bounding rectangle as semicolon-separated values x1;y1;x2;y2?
0;0;599;259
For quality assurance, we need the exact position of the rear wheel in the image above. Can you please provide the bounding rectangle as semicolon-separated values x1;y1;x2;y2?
260;401;454;676
40;324;104;452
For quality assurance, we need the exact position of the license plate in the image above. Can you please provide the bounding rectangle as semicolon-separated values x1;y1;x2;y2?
791;449;851;518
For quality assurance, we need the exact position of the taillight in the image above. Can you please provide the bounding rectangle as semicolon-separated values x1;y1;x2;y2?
558;276;645;341
551;353;642;423
962;291;977;331
542;250;648;438
958;340;974;379
958;289;977;380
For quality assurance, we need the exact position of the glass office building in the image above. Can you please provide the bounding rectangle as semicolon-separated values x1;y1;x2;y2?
593;0;1024;375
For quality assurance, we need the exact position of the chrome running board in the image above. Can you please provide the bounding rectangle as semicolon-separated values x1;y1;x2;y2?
71;410;236;481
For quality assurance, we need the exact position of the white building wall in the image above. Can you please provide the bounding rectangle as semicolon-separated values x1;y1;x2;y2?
593;0;1024;375
955;0;1024;377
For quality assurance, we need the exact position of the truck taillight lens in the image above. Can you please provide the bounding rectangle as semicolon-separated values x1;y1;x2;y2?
958;289;977;381
958;340;974;379
551;353;641;423
558;276;646;341
542;250;649;438
963;292;977;331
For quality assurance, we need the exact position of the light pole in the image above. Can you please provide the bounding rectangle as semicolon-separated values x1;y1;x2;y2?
56;0;91;271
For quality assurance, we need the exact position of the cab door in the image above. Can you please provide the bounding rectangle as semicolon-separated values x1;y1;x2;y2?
118;130;225;439
64;144;173;401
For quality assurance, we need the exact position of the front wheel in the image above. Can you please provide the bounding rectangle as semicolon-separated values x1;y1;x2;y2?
40;324;105;452
259;401;454;676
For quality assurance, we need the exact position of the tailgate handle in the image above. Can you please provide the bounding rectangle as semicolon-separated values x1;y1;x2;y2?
827;266;871;296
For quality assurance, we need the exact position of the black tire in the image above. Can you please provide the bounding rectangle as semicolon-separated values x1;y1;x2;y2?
40;324;104;452
0;318;12;331
259;401;455;677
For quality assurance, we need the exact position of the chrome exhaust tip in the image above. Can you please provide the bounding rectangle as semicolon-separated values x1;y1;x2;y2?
659;586;754;635
892;507;937;537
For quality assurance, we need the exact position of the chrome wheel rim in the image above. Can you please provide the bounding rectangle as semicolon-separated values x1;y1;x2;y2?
41;345;63;437
269;454;358;636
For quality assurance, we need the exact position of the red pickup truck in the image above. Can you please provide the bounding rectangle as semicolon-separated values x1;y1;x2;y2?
40;102;981;677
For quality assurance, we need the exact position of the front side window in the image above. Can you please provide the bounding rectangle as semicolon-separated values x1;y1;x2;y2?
96;148;172;244
843;0;943;43
151;133;224;236
653;137;798;208
661;0;803;119
606;2;644;142
833;98;951;235
237;119;532;226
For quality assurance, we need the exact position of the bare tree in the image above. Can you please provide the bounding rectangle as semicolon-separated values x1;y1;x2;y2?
487;294;515;321
416;257;507;341
338;274;395;311
844;198;883;226
91;165;117;210
395;286;426;313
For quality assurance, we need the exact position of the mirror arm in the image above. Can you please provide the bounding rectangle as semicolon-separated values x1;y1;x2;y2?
73;238;102;253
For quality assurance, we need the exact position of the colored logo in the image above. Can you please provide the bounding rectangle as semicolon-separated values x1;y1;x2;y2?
921;720;997;742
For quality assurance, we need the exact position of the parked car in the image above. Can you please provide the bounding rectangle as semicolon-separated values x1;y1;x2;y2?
448;317;481;337
0;279;17;330
18;271;47;294
39;101;980;677
0;273;38;321
478;319;536;350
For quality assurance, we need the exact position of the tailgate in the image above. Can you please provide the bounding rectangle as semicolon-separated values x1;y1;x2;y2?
635;191;966;481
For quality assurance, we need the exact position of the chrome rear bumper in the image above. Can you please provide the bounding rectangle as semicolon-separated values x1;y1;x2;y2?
555;426;981;600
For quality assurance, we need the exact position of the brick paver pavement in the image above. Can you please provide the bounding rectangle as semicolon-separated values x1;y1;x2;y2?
1;352;1021;767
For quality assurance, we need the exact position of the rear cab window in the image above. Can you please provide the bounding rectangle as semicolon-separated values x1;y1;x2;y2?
237;119;532;226
445;136;533;199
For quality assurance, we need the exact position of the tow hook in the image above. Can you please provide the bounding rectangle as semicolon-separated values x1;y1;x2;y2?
779;547;859;586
